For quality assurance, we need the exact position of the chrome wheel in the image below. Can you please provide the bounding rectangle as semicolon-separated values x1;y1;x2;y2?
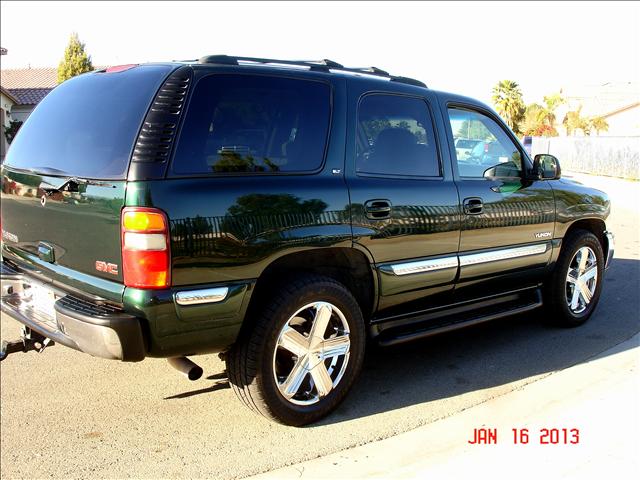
272;301;351;406
566;246;598;314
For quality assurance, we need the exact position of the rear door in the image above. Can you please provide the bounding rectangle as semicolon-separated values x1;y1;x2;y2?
444;104;555;300
345;84;461;318
1;64;175;299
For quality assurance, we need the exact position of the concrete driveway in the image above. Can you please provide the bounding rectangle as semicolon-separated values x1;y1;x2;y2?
1;172;638;479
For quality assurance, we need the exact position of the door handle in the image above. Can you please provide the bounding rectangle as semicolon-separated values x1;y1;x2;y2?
463;197;483;215
364;199;392;219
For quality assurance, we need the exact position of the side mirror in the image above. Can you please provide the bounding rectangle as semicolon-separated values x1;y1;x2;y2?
532;154;561;180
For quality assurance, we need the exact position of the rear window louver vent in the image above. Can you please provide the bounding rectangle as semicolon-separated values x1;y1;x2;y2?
132;67;192;163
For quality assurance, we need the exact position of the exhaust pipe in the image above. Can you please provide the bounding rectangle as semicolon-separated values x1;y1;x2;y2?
168;356;203;381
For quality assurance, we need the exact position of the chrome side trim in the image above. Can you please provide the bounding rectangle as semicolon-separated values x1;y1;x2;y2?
604;231;615;270
175;287;229;305
460;243;548;267
390;256;459;276
387;243;550;276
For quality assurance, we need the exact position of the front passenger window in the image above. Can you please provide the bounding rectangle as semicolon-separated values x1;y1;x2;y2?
448;108;522;179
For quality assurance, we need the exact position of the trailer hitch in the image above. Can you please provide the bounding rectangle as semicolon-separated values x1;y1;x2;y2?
0;327;54;361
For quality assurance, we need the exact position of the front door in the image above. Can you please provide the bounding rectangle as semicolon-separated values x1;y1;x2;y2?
445;105;555;300
346;87;461;318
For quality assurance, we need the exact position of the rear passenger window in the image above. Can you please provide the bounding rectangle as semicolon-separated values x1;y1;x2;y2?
172;75;331;174
356;95;440;177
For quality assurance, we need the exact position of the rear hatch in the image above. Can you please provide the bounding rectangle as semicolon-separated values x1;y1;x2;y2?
1;64;175;295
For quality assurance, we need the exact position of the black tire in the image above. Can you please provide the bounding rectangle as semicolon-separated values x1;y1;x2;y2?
227;275;366;426
544;229;604;327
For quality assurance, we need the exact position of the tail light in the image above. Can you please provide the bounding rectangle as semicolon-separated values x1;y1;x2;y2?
104;64;138;73
121;207;170;289
484;143;489;153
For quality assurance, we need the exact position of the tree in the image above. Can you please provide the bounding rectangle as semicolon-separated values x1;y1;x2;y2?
362;118;391;144
57;33;93;84
3;120;23;144
542;92;565;128
563;107;588;136
532;124;558;137
521;103;546;136
456;119;492;140
521;103;559;137
227;194;327;217
562;106;608;136
589;116;609;135
491;80;525;134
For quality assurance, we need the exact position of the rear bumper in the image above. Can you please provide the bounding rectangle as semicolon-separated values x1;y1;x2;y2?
604;231;615;270
1;261;146;361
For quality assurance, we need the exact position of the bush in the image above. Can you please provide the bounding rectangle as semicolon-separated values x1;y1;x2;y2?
4;120;23;144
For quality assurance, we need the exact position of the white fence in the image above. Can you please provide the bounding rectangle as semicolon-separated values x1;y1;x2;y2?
530;136;640;180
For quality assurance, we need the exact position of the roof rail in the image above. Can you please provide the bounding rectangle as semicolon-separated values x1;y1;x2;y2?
197;55;427;88
198;55;343;71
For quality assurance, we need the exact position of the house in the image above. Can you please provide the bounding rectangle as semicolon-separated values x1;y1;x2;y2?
600;101;640;137
1;86;18;160
0;67;58;123
556;82;640;136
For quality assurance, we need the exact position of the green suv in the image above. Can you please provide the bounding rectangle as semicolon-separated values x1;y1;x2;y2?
0;56;614;425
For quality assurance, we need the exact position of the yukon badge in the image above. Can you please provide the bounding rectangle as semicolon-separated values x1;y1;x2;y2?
535;231;552;239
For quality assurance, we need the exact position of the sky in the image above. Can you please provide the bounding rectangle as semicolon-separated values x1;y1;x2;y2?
1;1;639;105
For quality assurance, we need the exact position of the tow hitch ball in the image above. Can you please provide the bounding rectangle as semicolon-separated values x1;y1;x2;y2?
0;327;54;361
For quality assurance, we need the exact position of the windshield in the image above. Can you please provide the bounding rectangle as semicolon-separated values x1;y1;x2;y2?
4;64;174;179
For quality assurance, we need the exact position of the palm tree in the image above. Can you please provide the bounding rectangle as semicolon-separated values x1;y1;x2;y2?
521;103;546;136
589;116;609;135
542;93;565;129
492;80;525;134
563;107;586;136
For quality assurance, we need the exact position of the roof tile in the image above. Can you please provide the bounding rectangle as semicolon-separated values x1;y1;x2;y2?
1;67;57;105
8;88;53;105
1;67;58;89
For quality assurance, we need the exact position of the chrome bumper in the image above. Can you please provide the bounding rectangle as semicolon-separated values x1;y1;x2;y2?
1;261;145;361
604;231;615;270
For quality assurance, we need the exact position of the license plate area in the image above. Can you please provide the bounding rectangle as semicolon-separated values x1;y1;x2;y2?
24;283;58;319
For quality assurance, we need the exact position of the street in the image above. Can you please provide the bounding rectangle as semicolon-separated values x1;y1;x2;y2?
1;172;638;479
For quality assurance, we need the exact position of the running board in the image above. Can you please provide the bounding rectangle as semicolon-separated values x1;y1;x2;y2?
374;289;543;347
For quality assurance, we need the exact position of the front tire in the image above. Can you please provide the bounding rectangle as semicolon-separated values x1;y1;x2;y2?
544;230;604;327
227;275;365;426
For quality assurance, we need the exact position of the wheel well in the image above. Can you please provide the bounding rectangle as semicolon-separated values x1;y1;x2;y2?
563;219;606;252
248;248;376;318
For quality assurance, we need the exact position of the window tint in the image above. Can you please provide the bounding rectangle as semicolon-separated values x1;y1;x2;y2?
448;108;523;178
356;95;440;177
172;75;331;174
455;139;480;149
4;65;173;179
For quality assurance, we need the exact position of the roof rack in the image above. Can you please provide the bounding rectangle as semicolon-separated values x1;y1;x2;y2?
197;55;427;88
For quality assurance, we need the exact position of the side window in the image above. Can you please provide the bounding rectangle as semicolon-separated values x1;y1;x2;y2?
448;107;523;179
356;95;440;177
172;75;331;174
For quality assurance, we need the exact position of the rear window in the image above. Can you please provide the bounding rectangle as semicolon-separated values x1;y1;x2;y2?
356;94;440;177
171;74;331;175
4;65;174;179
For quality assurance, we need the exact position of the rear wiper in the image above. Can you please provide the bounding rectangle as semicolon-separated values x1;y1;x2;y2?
5;165;116;193
39;176;116;194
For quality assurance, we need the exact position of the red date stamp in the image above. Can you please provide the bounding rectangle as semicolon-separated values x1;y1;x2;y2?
468;428;580;445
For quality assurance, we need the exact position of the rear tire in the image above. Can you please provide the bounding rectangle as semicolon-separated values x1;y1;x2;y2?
544;230;604;327
227;275;365;426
